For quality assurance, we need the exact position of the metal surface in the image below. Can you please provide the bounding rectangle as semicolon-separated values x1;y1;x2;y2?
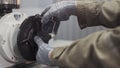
0;12;27;68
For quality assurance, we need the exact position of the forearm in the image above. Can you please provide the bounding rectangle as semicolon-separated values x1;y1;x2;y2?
50;27;120;68
76;0;120;29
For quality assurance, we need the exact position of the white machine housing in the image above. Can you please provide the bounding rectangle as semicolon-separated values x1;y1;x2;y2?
0;12;28;64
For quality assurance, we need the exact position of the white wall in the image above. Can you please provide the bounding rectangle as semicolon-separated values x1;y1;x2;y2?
14;0;53;16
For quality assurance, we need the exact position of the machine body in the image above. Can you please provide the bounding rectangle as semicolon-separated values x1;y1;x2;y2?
0;12;27;67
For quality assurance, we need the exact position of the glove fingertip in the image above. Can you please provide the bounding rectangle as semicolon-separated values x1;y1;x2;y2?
34;36;43;45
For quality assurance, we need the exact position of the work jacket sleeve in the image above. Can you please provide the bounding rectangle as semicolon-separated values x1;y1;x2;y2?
50;27;120;68
76;0;120;29
49;1;120;68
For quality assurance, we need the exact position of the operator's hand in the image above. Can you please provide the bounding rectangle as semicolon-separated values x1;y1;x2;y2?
41;1;77;24
34;36;54;65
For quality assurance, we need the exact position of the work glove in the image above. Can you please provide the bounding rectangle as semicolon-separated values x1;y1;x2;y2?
41;1;77;33
34;36;54;65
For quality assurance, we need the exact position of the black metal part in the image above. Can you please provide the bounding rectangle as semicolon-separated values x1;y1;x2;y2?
17;8;52;61
17;7;60;61
42;16;60;34
52;17;60;34
17;15;41;61
41;7;60;34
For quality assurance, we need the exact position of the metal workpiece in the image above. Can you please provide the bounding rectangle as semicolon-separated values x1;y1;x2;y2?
17;8;60;61
0;12;27;67
42;16;60;35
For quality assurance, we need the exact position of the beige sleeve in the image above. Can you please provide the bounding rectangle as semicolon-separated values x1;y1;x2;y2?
76;0;120;29
50;27;120;68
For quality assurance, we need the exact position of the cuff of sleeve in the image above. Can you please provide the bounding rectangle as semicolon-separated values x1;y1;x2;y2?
76;1;102;29
49;47;66;63
76;1;87;29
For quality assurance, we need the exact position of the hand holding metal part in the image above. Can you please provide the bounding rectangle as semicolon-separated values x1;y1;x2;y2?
41;1;77;35
17;1;77;62
41;7;60;35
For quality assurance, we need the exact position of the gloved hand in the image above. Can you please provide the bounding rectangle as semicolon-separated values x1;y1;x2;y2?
42;1;77;23
41;1;77;33
34;36;54;65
